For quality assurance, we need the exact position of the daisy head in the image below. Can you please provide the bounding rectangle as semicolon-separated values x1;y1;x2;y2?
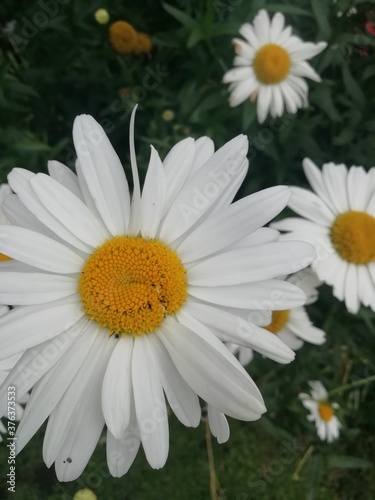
223;9;327;122
263;268;325;351
0;109;316;480
272;159;375;313
299;381;342;443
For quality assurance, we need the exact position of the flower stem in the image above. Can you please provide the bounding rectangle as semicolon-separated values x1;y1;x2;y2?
329;374;375;396
205;420;220;500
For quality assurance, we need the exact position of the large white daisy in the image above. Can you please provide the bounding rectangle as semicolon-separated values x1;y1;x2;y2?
299;381;342;443
272;158;375;313
0;110;315;480
223;9;327;122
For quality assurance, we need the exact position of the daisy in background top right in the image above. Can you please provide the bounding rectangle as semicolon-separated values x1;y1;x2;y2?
272;159;375;314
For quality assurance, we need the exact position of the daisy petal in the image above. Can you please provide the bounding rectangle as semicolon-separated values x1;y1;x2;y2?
207;405;230;444
141;146;166;238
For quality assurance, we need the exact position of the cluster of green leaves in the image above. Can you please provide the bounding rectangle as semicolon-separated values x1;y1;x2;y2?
0;0;375;498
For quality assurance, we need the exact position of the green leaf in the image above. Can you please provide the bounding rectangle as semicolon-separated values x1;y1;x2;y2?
162;3;197;28
187;27;204;48
311;0;331;38
306;455;323;500
327;455;373;469
267;4;313;16
341;65;366;109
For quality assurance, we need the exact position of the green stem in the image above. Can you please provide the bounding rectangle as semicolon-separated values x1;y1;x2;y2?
329;374;375;396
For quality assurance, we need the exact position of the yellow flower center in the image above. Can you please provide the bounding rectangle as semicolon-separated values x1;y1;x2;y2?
253;44;291;84
0;253;11;262
318;402;334;422
78;236;187;336
331;211;375;264
135;33;152;54
109;21;138;54
264;310;289;334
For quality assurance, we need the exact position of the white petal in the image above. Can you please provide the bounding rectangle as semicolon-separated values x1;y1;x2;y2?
16;321;98;454
253;9;270;45
289;187;335;225
223;67;253;83
54;335;115;482
47;160;84;201
302;158;333;210
0;272;77;305
292;41;327;61
321;162;349;213
132;335;169;469
73;115;130;235
30;174;109;247
0;226;84;273
290;61;321;82
190;137;215;175
207;405;230;444
147;334;201;427
229;78;258;107
177;186;290;263
0;318;87;418
188;241;315;286
239;23;260;49
102;336;134;440
159;315;265;420
0;296;84;360
183;300;294;363
257;86;272;124
347;166;368;211
270;13;285;42
106;403;141;478
188;279;307;310
141;146;166;238
344;264;360;313
277;330;304;350
162;138;196;216
159;135;248;243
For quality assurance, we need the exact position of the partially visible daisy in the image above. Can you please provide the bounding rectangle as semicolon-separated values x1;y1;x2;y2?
272;159;375;313
0;110;315;481
0;306;28;443
223;9;327;122
265;268;325;351
226;269;325;363
299;381;342;442
109;20;137;54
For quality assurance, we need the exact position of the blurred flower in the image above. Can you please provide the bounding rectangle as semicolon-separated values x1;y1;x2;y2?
118;86;131;96
223;9;327;123
162;109;175;122
73;489;97;500
272;159;375;313
299;381;342;442
94;9;110;25
365;21;375;37
134;32;152;55
0;306;29;443
109;20;138;54
0;110;316;480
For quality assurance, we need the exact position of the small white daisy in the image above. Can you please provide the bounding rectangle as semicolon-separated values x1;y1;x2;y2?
299;381;342;442
0;110;315;480
272;159;375;313
223;9;327;122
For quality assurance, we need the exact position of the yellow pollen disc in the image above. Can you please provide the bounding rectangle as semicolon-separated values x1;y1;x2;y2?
78;236;187;336
264;310;289;334
253;44;291;84
318;402;334;422
0;253;11;262
331;211;375;264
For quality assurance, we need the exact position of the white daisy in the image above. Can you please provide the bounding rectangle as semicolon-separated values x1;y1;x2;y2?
0;305;28;443
299;381;342;443
0;110;315;480
272;158;375;313
223;9;327;122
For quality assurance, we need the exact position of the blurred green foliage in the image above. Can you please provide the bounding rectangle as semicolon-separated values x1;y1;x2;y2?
0;0;375;498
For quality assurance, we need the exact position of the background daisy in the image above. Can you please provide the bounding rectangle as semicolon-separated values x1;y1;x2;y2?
299;380;342;442
223;9;327;122
272;159;375;313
